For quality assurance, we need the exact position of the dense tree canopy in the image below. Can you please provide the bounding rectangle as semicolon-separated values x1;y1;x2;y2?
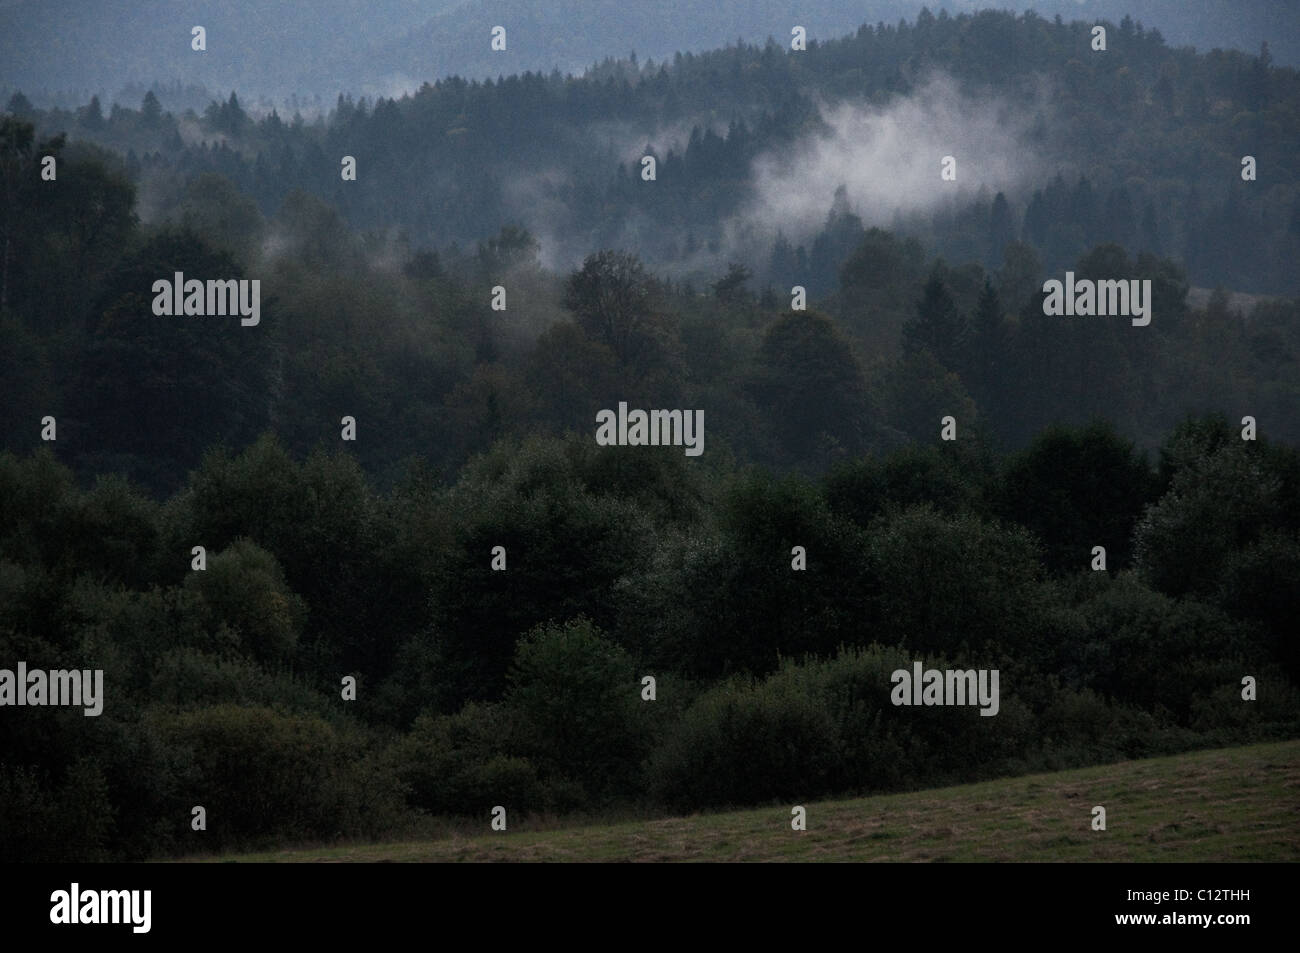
2;8;1298;860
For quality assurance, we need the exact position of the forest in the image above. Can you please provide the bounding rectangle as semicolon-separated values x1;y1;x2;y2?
1;7;1298;860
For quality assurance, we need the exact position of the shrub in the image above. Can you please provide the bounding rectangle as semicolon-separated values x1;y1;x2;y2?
505;618;649;799
387;702;543;817
152;704;400;852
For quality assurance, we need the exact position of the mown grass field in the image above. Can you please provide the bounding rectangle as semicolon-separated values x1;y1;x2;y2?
202;740;1300;862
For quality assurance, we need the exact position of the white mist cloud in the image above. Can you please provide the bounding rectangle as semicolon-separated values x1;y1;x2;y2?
356;73;424;103
500;168;580;272
737;73;1050;241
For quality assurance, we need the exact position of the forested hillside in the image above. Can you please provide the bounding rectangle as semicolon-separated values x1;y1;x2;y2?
3;0;1298;106
1;7;1298;862
11;9;1298;293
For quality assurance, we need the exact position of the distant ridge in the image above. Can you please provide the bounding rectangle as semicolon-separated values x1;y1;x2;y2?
2;0;1296;106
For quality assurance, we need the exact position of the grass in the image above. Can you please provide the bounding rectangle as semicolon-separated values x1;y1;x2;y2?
195;739;1300;862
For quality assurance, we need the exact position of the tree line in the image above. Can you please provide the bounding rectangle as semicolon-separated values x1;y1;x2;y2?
1;410;1297;858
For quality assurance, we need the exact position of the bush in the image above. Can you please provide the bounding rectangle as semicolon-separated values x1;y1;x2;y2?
866;505;1047;658
0;759;114;862
1064;575;1254;725
505;618;649;800
386;702;543;817
183;539;306;666
648;644;1037;812
147;647;331;716
152;704;401;852
648;676;839;811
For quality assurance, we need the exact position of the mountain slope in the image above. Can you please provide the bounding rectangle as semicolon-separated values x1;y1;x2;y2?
3;0;1296;106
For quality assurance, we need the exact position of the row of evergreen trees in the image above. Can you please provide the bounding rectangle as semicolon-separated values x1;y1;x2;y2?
4;112;1299;497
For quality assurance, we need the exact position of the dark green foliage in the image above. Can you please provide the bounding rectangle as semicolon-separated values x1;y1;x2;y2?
865;505;1048;659
386;702;543;817
1060;575;1257;724
652;471;871;678
505;618;649;799
429;437;654;703
1;411;1298;859
0;760;114;862
562;249;659;368
154;704;403;852
1214;529;1300;682
648;675;841;811
902;269;968;371
1135;440;1286;598
995;422;1156;575
826;442;988;529
3;8;1300;856
747;310;876;470
178;436;388;674
649;645;1035;811
182;540;306;667
72;229;272;490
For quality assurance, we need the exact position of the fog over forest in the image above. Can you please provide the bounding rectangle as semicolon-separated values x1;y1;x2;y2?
1;2;1297;872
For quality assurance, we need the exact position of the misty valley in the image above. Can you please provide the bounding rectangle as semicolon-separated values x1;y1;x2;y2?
0;3;1296;872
